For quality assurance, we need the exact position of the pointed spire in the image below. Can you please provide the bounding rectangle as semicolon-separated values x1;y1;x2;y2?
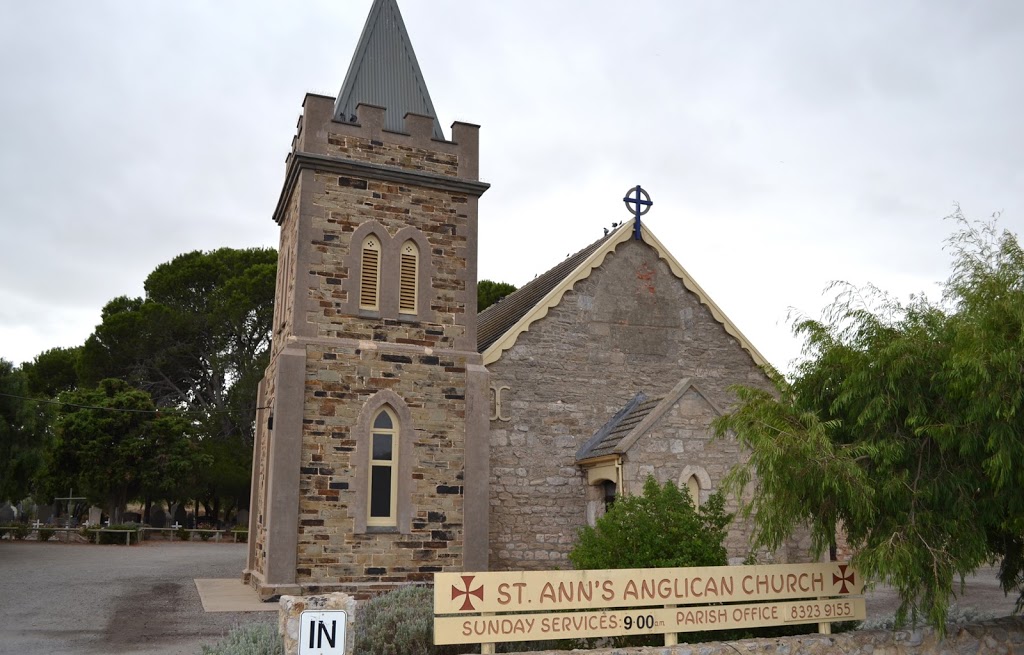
334;0;444;140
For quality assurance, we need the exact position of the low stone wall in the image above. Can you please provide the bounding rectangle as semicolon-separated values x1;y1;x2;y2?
502;616;1024;655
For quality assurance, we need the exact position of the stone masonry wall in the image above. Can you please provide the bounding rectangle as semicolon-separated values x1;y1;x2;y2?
325;133;459;176
294;342;469;593
488;239;777;571
271;189;300;358
499;616;1024;655
306;170;471;346
619;387;758;558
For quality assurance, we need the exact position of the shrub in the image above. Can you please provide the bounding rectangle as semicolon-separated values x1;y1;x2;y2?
97;523;141;545
231;528;248;543
176;526;190;541
570;476;731;571
569;476;733;647
11;523;29;540
199;530;212;542
0;526;9;539
37;527;55;542
356;585;476;655
199;622;280;655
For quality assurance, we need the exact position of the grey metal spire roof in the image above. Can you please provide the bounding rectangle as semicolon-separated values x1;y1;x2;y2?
334;0;444;140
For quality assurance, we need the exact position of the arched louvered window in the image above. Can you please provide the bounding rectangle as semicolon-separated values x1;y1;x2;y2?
399;240;418;315
360;236;381;310
368;407;399;526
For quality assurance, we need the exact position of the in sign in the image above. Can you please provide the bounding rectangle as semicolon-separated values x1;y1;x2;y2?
299;610;347;655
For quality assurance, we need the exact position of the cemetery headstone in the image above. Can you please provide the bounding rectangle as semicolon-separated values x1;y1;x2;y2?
235;509;249;528
150;508;167;528
172;504;187;527
88;507;102;526
36;505;53;523
0;503;14;523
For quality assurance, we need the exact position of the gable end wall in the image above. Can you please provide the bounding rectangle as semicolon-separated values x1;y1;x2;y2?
487;239;786;570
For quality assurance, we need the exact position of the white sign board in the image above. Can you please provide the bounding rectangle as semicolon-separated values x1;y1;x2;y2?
299;610;347;655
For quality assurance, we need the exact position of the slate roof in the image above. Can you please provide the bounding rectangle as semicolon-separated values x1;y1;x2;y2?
575;379;722;464
333;0;445;140
575;392;660;462
477;231;615;352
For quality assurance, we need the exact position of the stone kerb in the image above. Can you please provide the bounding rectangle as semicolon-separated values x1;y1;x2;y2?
279;592;356;655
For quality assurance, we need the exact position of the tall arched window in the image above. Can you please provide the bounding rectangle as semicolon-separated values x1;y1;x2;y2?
399;240;419;315
360;235;381;310
368;407;398;526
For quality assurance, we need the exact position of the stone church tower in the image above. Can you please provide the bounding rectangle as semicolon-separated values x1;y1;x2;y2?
244;0;490;599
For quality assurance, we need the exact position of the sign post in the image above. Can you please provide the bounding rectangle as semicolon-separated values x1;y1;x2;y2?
298;610;347;655
435;562;864;648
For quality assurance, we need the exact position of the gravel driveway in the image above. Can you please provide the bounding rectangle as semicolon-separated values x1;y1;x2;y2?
0;540;272;655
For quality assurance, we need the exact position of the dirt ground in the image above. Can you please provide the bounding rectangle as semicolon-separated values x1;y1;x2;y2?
0;540;1019;655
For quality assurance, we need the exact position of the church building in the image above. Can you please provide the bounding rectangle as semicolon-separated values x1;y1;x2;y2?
244;0;789;601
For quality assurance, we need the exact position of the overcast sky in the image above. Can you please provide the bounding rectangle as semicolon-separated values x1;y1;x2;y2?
1;0;1022;372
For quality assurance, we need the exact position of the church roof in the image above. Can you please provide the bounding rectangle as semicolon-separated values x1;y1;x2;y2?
575;379;724;463
575;392;657;461
477;221;770;369
333;0;445;140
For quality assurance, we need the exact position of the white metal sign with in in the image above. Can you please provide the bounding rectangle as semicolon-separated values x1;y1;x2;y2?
299;610;347;655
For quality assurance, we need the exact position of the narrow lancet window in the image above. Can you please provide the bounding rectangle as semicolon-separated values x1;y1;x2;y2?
360;236;381;310
687;475;700;508
368;407;398;525
399;240;418;314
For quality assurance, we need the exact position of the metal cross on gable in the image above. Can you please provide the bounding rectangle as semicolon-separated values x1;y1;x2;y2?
623;185;653;240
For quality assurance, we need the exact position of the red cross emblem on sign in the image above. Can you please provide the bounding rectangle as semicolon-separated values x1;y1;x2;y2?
833;564;856;593
451;575;484;611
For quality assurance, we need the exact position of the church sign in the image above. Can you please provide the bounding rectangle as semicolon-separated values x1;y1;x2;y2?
434;563;864;645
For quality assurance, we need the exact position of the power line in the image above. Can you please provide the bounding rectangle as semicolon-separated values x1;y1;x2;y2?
0;391;271;416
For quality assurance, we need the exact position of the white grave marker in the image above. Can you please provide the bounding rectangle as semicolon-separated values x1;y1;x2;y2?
299;610;347;654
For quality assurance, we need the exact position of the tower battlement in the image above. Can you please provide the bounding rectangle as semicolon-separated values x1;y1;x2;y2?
283;94;481;184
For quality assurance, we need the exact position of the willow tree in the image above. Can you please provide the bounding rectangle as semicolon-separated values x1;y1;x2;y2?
716;210;1024;634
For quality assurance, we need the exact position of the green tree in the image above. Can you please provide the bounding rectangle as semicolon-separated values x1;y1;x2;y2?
22;346;81;397
477;280;516;312
0;360;48;502
715;210;1024;634
79;248;276;446
570;476;731;570
45;379;207;521
78;248;275;518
